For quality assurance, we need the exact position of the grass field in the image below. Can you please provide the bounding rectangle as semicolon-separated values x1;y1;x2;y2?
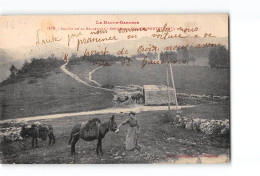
69;60;230;121
0;58;230;164
0;58;229;121
69;60;230;96
0;110;229;164
0;68;114;120
180;100;229;120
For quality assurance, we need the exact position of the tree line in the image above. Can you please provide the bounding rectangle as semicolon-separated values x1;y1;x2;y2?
208;45;229;68
156;45;229;68
1;55;64;85
67;53;130;66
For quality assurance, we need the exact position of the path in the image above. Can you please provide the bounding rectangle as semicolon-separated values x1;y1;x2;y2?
0;105;196;124
60;63;115;92
88;66;102;86
19;62;225;125
0;63;195;123
61;63;229;100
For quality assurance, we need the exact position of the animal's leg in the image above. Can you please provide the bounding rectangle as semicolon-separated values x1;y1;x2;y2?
52;133;56;144
48;134;51;145
71;134;80;155
31;138;35;148
35;138;38;148
48;133;55;145
96;140;100;155
99;139;103;155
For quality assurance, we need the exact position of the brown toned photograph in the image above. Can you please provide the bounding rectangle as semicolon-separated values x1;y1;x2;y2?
0;14;230;164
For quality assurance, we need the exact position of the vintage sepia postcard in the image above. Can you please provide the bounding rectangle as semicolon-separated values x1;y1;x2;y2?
0;14;230;164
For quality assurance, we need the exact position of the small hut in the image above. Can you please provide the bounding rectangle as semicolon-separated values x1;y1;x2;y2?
143;85;176;105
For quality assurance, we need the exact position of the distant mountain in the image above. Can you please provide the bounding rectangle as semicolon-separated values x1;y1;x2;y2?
0;36;228;81
3;43;75;61
0;48;22;82
128;37;228;66
0;43;75;82
0;48;14;64
0;60;24;82
99;36;228;56
1;36;228;61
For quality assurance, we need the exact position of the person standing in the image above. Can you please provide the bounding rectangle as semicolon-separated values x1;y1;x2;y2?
116;112;140;151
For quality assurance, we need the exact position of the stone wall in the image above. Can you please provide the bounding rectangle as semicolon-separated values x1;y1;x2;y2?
143;85;176;105
0;120;27;142
172;114;230;136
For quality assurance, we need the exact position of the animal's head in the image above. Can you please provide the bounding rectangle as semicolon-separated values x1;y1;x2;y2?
20;125;28;138
38;125;49;141
91;118;101;124
109;115;117;132
129;112;136;118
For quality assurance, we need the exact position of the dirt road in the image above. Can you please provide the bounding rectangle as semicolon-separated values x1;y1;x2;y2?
0;63;198;124
61;63;114;92
0;104;195;124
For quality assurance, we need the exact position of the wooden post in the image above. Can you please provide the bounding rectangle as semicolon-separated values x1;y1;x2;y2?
161;52;171;111
166;66;171;111
169;63;178;110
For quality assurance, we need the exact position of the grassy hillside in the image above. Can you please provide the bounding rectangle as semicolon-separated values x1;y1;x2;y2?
69;60;229;96
0;55;230;120
0;58;114;120
96;62;230;96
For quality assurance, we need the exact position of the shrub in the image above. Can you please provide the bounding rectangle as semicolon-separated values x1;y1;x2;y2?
67;54;130;66
1;57;65;85
101;83;114;89
28;79;38;84
209;45;229;69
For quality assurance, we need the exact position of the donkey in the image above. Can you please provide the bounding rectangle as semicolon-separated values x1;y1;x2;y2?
68;116;117;155
20;124;55;148
131;93;143;103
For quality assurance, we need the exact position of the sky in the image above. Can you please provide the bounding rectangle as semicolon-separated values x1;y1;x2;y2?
0;14;228;50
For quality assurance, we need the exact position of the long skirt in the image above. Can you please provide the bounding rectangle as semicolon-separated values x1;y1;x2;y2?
126;126;138;150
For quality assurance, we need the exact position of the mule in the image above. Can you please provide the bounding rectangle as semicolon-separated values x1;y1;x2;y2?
131;93;143;103
68;116;117;155
20;124;55;148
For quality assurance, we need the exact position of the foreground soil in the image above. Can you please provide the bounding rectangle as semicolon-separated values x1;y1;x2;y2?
0;110;229;164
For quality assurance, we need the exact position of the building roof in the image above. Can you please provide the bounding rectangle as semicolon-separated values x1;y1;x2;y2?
143;85;173;91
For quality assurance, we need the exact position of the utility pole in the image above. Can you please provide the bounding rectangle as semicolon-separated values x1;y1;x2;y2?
166;65;171;111
169;63;178;110
165;52;171;111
